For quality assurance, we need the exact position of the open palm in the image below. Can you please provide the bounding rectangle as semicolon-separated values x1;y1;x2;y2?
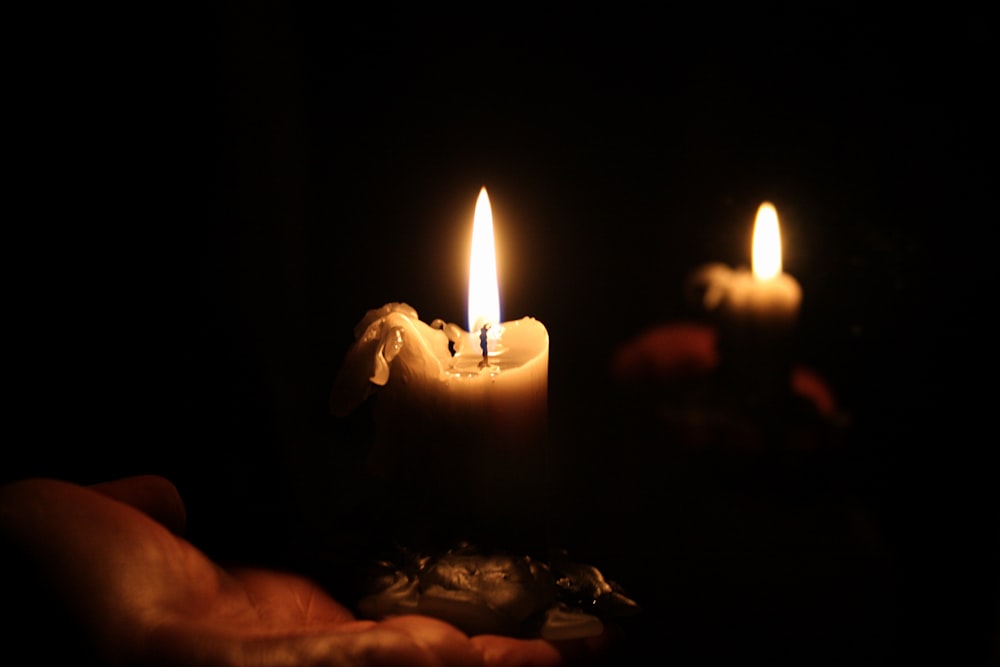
0;476;609;667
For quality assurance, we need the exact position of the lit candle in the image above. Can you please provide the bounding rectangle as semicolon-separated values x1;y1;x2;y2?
688;201;802;335
331;187;549;550
684;201;803;412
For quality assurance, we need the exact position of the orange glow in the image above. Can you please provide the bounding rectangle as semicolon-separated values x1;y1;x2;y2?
752;202;783;280
468;186;501;333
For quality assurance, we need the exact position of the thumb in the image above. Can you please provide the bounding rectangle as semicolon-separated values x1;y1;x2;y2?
89;475;187;535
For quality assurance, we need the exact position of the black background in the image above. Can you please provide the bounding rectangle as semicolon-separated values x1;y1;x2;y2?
7;4;994;666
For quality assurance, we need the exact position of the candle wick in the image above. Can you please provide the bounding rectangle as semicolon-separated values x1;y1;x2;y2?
478;324;491;368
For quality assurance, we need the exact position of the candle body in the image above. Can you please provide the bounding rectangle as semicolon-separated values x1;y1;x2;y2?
686;262;803;414
688;262;801;334
332;302;549;552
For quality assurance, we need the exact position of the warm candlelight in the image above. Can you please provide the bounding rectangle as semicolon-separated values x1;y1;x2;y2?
681;201;805;414
468;187;501;335
752;201;783;280
330;187;549;549
689;201;802;332
334;189;636;640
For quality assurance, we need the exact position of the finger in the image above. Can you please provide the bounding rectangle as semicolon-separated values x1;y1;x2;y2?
472;635;562;667
89;475;187;535
228;567;360;626
376;615;483;667
143;614;485;667
473;627;617;667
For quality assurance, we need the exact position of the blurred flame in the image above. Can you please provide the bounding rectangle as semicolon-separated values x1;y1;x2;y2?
752;201;782;280
468;186;500;333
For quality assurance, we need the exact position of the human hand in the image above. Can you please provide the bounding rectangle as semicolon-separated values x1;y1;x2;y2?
0;476;611;667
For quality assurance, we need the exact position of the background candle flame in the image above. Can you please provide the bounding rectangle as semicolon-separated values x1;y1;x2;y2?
751;201;782;280
468;186;501;334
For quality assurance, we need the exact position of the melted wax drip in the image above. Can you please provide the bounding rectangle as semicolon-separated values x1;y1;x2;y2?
357;542;640;640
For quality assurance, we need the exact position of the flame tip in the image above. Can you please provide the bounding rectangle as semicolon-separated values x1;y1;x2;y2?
468;188;500;333
752;202;783;280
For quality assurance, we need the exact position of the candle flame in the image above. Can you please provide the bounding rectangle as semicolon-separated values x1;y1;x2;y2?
468;186;500;333
752;201;783;280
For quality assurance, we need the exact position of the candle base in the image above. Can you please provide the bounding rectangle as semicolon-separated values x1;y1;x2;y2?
356;540;639;639
329;303;639;638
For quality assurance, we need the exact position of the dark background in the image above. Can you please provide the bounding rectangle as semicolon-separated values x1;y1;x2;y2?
8;4;994;666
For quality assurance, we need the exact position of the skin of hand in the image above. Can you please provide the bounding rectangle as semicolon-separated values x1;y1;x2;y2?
0;476;611;667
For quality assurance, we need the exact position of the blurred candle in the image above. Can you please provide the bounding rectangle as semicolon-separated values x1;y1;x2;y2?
331;187;549;550
689;201;802;334
684;201;804;412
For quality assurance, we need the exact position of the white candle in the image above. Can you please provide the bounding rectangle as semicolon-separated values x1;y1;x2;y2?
331;187;549;548
682;201;804;412
689;201;802;333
